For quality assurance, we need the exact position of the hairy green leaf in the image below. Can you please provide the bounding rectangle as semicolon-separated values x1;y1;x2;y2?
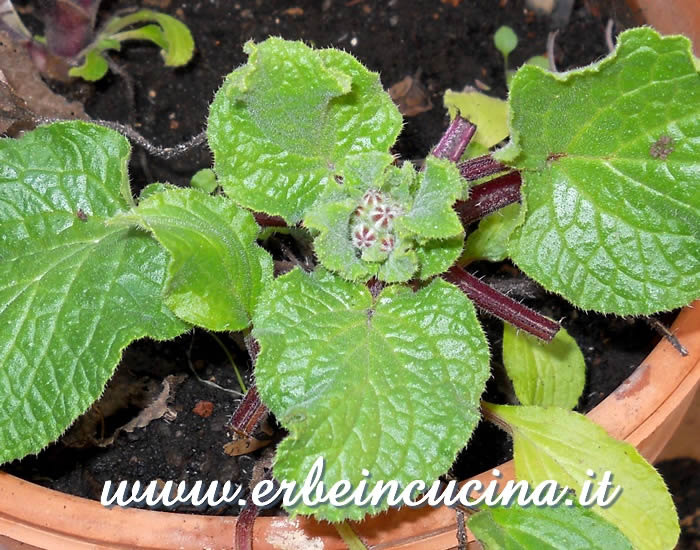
112;187;272;331
484;404;679;550
462;203;520;263
190;168;217;193
444;90;509;150
68;49;109;81
0;122;187;464
502;324;585;409
103;9;194;66
254;269;490;521
304;154;466;282
469;503;633;550
498;28;700;314
208;37;402;223
396;157;466;239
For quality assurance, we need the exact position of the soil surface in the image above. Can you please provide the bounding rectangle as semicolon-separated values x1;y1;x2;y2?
5;0;685;528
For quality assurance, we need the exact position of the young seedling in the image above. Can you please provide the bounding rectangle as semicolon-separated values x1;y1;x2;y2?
0;28;697;550
494;24;549;87
494;25;518;78
0;0;193;81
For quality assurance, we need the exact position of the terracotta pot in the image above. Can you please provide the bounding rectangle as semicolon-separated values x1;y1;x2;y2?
0;301;698;550
626;0;699;54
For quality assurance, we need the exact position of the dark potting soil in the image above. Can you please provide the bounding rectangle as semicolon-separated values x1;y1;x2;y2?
5;0;669;518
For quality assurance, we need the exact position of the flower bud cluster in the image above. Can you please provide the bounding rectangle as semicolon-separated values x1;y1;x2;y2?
350;189;401;258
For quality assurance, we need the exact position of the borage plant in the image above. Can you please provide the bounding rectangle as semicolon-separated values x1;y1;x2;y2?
0;28;698;549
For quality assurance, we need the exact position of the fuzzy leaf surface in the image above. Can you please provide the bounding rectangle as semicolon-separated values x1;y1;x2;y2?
208;38;402;223
103;9;194;66
485;404;679;550
462;203;520;263
498;28;700;314
0;122;187;463
253;269;490;521
112;188;272;331
502;324;585;409
469;503;633;550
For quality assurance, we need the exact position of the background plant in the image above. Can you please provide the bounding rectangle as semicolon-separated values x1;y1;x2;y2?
0;28;697;549
0;0;193;81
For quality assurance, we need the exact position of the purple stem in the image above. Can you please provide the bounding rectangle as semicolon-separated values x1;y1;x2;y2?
454;171;522;226
431;115;477;163
227;338;267;438
253;212;287;228
227;385;268;438
235;501;259;550
443;265;560;341
458;154;509;181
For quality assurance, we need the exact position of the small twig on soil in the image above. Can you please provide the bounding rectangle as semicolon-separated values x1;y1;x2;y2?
454;171;522;226
186;336;244;396
645;317;688;357
605;19;616;53
547;30;560;72
209;332;248;392
35;116;206;159
431;115;477;163
443;265;560;341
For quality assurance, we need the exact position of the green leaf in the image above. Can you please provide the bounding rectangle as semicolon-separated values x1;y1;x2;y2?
462;203;520;263
112;188;272;332
253;269;490;521
525;55;550;70
0;121;187;464
502;324;585;409
304;155;466;282
469;503;633;550
484;404;679;550
190;168;217;193
396;157;466;239
112;24;169;52
415;235;464;279
494;25;518;59
208;38;402;223
104;9;194;66
68;49;109;81
444;90;510;150
498;28;700;314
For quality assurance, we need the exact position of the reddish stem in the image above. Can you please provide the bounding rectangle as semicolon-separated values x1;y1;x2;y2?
227;338;268;437
254;212;287;228
227;385;268;438
454;171;522;226
443;265;560;341
431;116;477;163
235;501;259;550
458;154;509;181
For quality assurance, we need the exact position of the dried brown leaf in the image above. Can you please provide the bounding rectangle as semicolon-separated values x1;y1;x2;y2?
388;74;433;117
